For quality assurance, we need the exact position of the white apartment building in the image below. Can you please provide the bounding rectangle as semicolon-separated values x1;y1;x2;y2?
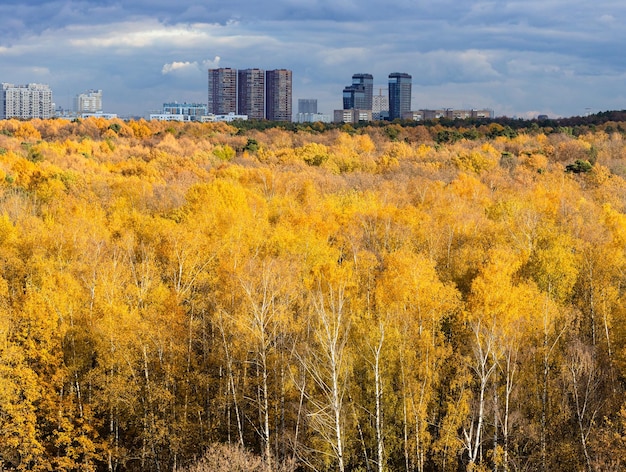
296;112;332;123
1;83;53;119
75;89;102;114
149;111;249;123
372;89;389;120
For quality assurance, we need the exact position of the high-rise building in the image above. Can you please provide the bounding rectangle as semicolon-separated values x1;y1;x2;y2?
352;73;373;110
75;89;102;114
1;83;53;119
388;72;412;120
238;69;265;119
298;99;317;114
343;73;373;111
266;69;292;121
343;85;365;110
208;68;237;115
372;87;389;120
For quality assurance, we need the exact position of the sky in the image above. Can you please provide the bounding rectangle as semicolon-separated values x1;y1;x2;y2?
2;1;626;119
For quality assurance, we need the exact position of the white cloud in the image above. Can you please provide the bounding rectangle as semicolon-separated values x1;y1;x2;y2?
162;56;222;75
598;14;616;24
70;24;209;49
162;61;198;75
201;56;221;69
2;0;626;117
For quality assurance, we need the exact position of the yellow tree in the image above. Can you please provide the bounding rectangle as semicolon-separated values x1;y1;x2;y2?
235;255;298;470
376;249;460;472
297;257;356;472
0;265;44;470
525;224;578;469
465;247;545;471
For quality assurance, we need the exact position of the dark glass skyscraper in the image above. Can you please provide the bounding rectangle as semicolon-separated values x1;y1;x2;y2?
343;73;373;110
352;73;373;110
388;72;412;120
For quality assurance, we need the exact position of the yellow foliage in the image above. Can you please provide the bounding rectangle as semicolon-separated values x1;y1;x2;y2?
448;172;490;203
453;149;497;174
14;121;42;141
415;143;434;159
0;119;624;471
296;142;330;166
520;152;548;171
128;119;152;138
0;213;17;245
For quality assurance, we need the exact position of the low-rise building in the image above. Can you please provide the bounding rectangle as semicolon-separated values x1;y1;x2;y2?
149;113;189;122
150;102;211;122
333;109;372;124
296;112;332;123
404;108;494;121
204;113;249;123
81;112;118;119
402;111;425;121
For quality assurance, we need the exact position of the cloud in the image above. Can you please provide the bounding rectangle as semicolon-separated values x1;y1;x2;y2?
68;21;216;49
161;61;198;75
161;56;222;75
2;0;626;117
201;56;221;69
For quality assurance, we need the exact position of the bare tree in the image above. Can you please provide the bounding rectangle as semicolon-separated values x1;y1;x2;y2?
463;320;498;467
182;442;294;472
564;340;602;472
296;277;352;472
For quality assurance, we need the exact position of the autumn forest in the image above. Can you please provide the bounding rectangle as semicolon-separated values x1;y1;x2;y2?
1;116;626;472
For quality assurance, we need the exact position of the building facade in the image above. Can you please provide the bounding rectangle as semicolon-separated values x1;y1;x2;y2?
333;109;372;124
343;85;365;111
1;83;53;119
296;112;332;123
81;112;117;119
152;102;209;122
207;113;248;123
265;69;292;122
162;102;207;118
372;88;389;120
352;73;373;110
388;72;412;120
343;73;373;111
238;69;265;119
208;68;237;115
298;99;318;114
414;108;494;121
75;89;102;114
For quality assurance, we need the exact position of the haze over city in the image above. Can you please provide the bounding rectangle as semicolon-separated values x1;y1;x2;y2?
2;0;626;118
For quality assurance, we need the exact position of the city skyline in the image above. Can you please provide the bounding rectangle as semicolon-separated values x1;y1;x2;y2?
1;1;626;118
